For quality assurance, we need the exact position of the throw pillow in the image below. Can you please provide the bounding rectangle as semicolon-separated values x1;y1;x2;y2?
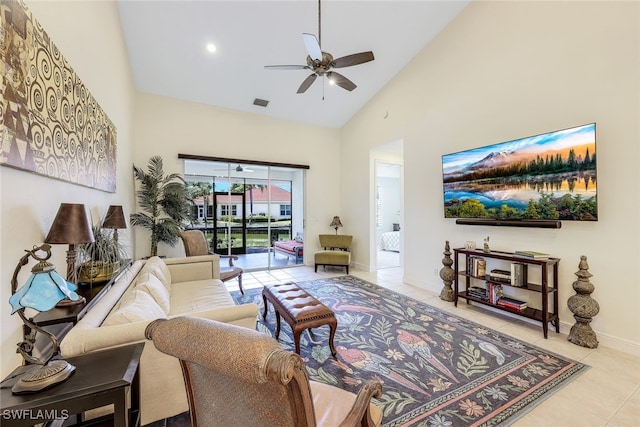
135;272;171;314
102;289;166;326
140;256;172;292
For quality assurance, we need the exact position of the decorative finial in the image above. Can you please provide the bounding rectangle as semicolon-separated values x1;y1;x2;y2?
439;240;455;302
567;255;599;348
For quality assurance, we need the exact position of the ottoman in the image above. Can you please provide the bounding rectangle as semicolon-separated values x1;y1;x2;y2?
262;283;337;356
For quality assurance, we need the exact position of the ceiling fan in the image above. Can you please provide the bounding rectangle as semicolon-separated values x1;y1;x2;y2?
235;165;254;172
265;0;375;94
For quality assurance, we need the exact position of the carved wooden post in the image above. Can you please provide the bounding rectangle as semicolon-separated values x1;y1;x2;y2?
567;255;599;348
439;241;455;302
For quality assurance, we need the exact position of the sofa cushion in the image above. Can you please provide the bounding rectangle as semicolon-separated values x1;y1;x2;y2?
135;272;171;314
102;289;167;326
314;250;351;265
310;381;383;426
140;256;172;291
168;279;234;316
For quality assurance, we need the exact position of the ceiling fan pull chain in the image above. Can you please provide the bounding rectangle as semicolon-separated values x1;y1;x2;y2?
322;77;325;101
318;0;322;48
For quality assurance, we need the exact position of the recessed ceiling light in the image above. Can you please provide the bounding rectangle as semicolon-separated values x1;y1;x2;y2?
206;43;217;53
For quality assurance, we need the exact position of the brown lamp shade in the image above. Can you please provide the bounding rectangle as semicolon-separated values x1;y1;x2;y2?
44;203;94;244
103;205;127;229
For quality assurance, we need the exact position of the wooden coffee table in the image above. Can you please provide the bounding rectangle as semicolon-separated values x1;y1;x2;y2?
262;283;337;356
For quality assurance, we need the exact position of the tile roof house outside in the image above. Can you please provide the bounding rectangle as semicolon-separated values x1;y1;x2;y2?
192;184;292;220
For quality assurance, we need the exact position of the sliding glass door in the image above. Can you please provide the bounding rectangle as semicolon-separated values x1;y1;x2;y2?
213;188;245;255
182;159;306;271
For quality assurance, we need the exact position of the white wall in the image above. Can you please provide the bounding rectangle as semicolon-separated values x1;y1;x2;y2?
131;92;341;260
341;1;639;355
1;0;136;377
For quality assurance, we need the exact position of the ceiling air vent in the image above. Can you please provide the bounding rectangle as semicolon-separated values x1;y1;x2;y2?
253;98;269;107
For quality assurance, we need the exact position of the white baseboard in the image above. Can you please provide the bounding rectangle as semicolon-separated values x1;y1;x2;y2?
404;273;640;358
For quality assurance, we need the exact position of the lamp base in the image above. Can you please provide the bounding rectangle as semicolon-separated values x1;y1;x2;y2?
12;360;76;394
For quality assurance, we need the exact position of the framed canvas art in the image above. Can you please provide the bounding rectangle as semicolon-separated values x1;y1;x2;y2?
0;0;117;192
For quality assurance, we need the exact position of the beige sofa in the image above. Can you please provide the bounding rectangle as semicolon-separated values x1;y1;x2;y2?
60;255;259;425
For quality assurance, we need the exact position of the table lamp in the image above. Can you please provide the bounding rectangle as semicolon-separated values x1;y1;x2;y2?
8;244;81;393
330;216;343;234
44;203;94;286
102;205;127;245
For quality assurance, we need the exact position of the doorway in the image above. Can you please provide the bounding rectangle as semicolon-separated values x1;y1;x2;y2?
372;141;403;270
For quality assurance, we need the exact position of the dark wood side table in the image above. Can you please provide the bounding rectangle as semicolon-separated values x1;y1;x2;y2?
1;342;144;427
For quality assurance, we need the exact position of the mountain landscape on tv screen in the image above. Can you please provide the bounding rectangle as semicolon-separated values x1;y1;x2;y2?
442;123;597;221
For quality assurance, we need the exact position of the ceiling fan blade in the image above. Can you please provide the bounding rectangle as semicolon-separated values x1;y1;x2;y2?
297;73;318;94
303;33;322;62
264;65;310;70
326;71;357;91
332;51;375;68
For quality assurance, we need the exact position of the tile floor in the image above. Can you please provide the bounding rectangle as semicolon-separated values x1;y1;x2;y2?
227;265;640;427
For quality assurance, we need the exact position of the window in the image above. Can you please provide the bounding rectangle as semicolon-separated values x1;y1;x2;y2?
181;156;307;270
376;186;383;228
220;205;237;216
280;204;291;217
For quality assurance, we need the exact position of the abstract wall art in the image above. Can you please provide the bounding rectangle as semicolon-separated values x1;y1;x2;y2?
0;0;117;192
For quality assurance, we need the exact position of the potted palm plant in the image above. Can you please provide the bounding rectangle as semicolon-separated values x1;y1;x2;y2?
130;155;191;257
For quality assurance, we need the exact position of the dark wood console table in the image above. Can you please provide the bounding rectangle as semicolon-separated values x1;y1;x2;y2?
25;261;132;359
29;260;132;329
0;342;143;427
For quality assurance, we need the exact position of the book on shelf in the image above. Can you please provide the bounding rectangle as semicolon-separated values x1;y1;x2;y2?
497;303;526;312
476;259;486;277
487;282;503;305
489;268;511;281
510;262;528;287
497;296;528;310
467;286;487;299
514;250;550;259
466;256;487;277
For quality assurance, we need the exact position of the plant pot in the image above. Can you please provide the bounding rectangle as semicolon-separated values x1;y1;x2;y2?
78;261;120;284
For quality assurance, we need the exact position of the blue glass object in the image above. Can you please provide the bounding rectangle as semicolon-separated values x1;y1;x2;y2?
9;270;80;313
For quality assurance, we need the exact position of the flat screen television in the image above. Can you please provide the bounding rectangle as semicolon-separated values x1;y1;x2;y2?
442;123;597;222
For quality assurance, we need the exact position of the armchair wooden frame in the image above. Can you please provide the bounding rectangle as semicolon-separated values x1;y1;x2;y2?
180;230;244;294
145;317;383;427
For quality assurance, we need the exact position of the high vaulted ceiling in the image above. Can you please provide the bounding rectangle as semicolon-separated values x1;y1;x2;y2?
117;1;469;128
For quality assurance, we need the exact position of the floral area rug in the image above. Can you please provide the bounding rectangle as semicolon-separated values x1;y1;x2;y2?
231;276;588;426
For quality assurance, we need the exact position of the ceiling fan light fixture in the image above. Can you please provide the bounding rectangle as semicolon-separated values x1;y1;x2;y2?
264;0;374;95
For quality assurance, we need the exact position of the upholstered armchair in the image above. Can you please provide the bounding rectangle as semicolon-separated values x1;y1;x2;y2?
180;230;244;294
314;234;353;274
145;317;383;427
